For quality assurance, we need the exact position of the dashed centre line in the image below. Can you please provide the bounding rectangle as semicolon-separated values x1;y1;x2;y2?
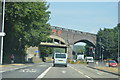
61;70;66;74
69;65;94;80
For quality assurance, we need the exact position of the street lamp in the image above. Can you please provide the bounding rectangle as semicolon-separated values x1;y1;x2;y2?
0;0;5;65
92;47;95;58
102;46;104;62
118;27;119;63
99;38;102;60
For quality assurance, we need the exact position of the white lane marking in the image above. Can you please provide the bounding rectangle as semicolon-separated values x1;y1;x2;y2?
37;67;52;78
39;65;47;67
19;69;36;73
0;66;27;73
84;75;91;78
69;65;93;80
82;66;105;75
78;71;84;75
96;72;102;75
61;70;66;74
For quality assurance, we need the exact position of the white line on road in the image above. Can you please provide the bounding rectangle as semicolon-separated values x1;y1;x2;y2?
78;71;84;75
84;75;91;78
0;66;27;73
61;70;66;74
69;65;94;80
38;65;47;67
19;69;36;73
96;72;102;75
37;67;52;78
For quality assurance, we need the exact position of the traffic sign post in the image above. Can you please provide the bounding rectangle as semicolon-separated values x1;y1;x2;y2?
34;50;39;57
0;0;5;65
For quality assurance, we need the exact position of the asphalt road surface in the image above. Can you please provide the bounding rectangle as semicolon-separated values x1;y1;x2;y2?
1;62;119;80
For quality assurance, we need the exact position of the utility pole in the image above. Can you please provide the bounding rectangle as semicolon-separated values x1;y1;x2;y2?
99;38;102;60
0;0;5;65
118;28;119;63
93;48;95;59
102;46;104;62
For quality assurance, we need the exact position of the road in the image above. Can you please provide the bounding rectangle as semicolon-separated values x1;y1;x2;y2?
1;62;119;80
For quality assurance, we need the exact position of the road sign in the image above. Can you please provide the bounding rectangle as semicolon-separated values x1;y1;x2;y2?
34;50;38;53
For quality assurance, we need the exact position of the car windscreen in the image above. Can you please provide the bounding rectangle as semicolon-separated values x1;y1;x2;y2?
109;61;116;63
56;54;66;58
87;58;93;60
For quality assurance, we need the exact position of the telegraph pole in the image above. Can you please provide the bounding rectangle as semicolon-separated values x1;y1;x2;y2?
0;0;5;65
99;38;102;60
118;28;119;63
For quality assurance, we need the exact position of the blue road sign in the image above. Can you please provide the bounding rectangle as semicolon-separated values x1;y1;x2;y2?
34;51;38;53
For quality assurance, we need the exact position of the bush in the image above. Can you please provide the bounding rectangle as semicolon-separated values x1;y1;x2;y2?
71;61;75;64
67;60;87;64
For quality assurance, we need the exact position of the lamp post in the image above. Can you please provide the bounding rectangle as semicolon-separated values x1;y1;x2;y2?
0;0;5;65
93;48;95;59
102;46;104;63
99;38;102;60
118;28;119;63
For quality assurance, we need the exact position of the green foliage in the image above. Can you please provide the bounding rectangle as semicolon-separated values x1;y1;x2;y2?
97;23;120;59
84;45;91;56
73;45;85;54
39;46;53;57
4;2;51;63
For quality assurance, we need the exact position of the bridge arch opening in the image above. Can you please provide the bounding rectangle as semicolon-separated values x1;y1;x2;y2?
72;39;96;59
74;39;96;47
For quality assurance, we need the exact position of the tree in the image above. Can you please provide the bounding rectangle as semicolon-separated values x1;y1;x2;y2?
97;24;119;59
3;2;51;63
85;45;91;56
39;46;53;58
73;45;85;55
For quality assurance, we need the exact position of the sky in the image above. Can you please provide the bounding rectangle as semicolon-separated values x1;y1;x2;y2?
47;2;118;34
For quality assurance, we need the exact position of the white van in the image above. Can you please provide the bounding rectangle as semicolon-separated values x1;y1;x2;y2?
53;53;67;67
85;57;94;63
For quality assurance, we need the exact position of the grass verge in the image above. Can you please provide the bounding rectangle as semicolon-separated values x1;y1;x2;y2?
95;67;118;73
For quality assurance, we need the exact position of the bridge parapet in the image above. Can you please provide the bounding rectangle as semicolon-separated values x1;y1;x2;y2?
52;26;96;36
51;26;97;46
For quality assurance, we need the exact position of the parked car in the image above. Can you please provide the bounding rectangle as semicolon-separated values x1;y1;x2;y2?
53;53;67;67
106;60;118;67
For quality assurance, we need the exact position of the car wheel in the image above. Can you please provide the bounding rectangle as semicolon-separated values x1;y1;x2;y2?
65;65;67;67
53;64;55;67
